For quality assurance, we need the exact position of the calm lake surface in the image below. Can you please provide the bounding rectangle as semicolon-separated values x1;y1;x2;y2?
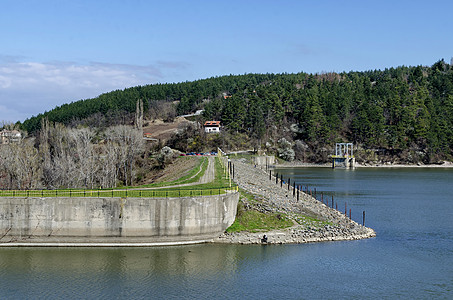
1;167;452;299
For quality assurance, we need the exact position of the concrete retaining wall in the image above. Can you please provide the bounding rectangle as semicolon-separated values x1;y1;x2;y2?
0;193;239;244
254;155;275;166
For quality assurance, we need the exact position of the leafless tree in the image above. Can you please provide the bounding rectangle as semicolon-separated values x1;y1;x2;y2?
0;138;42;189
135;99;144;132
1;120;145;190
147;100;177;122
68;127;98;188
105;125;144;186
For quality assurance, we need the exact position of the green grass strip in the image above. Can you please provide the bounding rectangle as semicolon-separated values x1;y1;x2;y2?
226;206;293;233
137;157;208;188
180;156;231;190
226;209;293;233
226;188;293;233
0;186;238;198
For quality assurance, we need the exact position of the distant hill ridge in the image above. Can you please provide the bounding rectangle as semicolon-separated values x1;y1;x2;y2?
21;59;453;162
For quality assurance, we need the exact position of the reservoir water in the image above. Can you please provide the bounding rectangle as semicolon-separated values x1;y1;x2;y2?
1;167;452;299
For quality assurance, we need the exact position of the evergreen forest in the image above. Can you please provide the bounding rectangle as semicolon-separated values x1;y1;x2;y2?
20;59;453;164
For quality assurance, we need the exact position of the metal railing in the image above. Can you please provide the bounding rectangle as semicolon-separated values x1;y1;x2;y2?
0;186;239;198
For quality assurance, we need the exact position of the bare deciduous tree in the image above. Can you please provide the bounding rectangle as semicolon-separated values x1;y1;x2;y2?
0;139;42;190
105;125;144;186
0;119;145;190
135;99;144;132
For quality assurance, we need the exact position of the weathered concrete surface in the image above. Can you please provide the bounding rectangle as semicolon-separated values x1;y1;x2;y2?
254;155;275;167
0;193;238;245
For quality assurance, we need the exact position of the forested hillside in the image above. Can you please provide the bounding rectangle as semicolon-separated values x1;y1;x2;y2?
21;59;453;163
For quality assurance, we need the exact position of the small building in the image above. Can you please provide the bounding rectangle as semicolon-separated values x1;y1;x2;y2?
0;129;22;144
331;142;355;168
222;92;232;100
143;132;158;142
204;121;221;133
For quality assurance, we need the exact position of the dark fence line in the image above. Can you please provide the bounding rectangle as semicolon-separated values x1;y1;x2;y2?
267;169;366;226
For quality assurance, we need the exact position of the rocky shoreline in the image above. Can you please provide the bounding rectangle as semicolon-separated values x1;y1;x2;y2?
274;160;453;168
213;159;376;245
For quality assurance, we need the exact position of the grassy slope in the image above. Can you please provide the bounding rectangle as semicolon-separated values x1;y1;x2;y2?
226;188;294;233
226;184;331;233
139;157;208;188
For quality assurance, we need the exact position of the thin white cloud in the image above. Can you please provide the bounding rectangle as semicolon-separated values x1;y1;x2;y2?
0;60;187;123
4;61;161;90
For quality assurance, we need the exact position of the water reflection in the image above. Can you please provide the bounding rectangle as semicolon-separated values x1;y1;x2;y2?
0;244;290;299
0;244;287;278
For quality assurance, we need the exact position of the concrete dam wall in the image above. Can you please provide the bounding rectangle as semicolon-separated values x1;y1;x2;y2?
0;193;239;245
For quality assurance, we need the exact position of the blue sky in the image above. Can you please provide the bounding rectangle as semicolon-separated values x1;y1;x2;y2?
1;0;452;123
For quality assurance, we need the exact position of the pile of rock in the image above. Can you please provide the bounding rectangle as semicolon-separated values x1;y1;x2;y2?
214;159;376;245
215;224;376;245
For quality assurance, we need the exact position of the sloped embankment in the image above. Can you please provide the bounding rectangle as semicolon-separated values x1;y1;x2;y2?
214;159;376;244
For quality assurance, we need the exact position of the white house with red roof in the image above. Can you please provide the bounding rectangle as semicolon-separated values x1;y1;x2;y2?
204;121;221;133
